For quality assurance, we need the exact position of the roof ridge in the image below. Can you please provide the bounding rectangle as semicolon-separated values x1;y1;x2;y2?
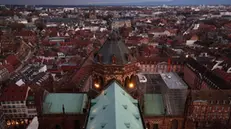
113;83;118;129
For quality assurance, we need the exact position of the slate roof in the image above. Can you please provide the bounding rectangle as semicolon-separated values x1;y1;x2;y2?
186;57;231;89
191;90;231;102
86;81;144;129
94;31;136;65
0;85;29;101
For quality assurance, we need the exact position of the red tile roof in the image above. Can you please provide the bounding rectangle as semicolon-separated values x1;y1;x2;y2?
213;69;231;83
3;64;14;73
149;28;165;33
5;55;20;67
15;30;36;37
71;65;93;84
0;85;29;101
199;23;216;31
224;23;231;29
71;39;91;47
138;57;169;63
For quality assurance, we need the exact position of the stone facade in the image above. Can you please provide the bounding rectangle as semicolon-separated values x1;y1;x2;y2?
144;117;184;129
38;114;86;129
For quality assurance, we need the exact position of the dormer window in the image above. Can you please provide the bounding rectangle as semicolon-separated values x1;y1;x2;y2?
210;100;213;104
90;115;95;120
223;100;226;104
125;53;130;62
97;54;103;63
111;54;116;64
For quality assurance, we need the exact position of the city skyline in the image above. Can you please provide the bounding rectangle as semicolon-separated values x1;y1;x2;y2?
0;0;230;5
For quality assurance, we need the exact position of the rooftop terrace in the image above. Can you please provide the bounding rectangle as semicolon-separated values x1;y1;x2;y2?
43;93;88;114
143;94;165;116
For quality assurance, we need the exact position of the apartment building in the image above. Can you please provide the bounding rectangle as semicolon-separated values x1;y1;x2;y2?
0;111;5;129
0;85;37;120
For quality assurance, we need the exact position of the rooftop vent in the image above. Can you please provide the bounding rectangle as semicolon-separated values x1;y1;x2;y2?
90;116;95;121
166;75;171;79
103;105;107;110
101;123;106;128
104;91;107;95
134;114;140;120
91;100;97;106
124;123;130;128
123;105;128;110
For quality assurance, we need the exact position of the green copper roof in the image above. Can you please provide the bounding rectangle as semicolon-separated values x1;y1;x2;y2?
27;96;34;101
86;81;144;129
143;94;165;116
43;93;87;114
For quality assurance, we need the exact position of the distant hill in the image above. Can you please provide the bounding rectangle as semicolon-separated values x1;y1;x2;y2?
125;0;231;6
2;0;231;7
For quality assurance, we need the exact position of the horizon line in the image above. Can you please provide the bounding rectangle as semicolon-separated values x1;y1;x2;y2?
2;3;231;6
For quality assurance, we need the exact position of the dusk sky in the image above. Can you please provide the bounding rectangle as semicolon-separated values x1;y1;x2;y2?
0;0;230;5
1;0;172;5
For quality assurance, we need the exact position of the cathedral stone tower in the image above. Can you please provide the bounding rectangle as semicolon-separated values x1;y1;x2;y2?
92;30;139;91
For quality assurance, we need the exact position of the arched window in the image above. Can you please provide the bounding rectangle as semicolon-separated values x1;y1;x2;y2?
55;124;62;129
146;122;150;129
153;123;159;129
124;76;130;88
170;120;178;129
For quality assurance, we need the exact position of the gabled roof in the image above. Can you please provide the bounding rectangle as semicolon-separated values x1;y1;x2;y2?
86;81;144;129
0;85;29;101
186;57;231;89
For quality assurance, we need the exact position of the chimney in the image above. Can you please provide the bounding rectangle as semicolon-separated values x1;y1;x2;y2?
62;104;65;115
